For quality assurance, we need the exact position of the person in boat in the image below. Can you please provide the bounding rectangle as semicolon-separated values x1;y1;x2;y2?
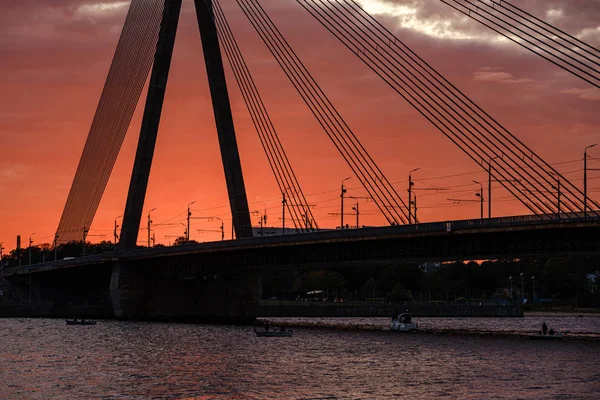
264;322;269;332
548;328;555;335
542;321;548;335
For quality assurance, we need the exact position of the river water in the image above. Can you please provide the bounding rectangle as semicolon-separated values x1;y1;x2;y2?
1;317;599;399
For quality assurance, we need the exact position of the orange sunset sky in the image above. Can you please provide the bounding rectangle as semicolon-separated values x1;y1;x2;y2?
1;0;599;249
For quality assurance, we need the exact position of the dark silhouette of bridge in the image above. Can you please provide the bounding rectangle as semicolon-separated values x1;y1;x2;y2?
2;0;600;321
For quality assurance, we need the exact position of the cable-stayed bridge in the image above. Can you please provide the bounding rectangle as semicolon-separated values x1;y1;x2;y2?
2;0;600;321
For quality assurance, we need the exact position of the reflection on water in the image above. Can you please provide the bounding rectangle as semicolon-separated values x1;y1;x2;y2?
1;318;599;399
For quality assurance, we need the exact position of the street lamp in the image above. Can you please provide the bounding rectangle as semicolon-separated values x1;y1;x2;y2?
187;201;196;242
114;215;122;245
584;143;598;217
147;208;157;247
531;275;536;305
351;198;359;228
473;180;484;220
213;216;225;240
282;187;290;235
28;233;36;265
509;275;513;299
253;210;266;236
408;168;420;224
340;176;352;229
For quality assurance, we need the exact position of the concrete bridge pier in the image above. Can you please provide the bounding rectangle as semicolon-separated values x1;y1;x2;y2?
109;261;262;324
109;262;149;319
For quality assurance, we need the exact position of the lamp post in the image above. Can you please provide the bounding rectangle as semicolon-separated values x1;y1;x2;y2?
254;210;266;236
509;275;513;299
218;219;225;240
474;180;484;220
282;187;290;235
187;201;196;242
114;215;122;245
584;143;598;217
408;168;420;224
147;208;156;247
28;233;36;265
531;275;536;305
351;198;359;228
340;176;351;229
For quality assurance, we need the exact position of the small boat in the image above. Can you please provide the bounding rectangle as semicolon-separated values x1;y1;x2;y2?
390;313;418;332
528;333;564;340
254;321;292;337
66;318;97;326
254;329;293;337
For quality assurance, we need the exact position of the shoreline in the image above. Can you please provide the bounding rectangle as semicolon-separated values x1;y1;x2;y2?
524;311;600;317
270;320;600;341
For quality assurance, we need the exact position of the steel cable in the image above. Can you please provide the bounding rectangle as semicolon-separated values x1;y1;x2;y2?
56;0;166;243
210;0;318;231
298;0;558;215
237;0;410;224
300;0;598;217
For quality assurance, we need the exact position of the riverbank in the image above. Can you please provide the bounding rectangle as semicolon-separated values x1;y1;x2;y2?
261;315;600;341
525;309;600;317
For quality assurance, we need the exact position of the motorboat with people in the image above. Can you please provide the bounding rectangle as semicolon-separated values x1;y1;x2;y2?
528;321;563;340
65;318;97;326
390;313;418;332
254;320;293;337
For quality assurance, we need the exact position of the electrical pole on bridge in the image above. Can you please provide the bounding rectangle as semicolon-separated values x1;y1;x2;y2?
408;168;420;224
474;180;484;220
340;176;352;229
147;208;156;248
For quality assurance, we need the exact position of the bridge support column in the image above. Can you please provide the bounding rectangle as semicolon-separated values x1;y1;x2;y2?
109;263;151;319
194;0;253;239
110;260;262;323
119;0;182;249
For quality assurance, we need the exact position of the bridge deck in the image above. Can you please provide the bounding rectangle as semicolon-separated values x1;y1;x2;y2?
4;213;600;277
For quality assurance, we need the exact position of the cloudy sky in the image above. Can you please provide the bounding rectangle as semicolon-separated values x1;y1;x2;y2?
0;0;599;247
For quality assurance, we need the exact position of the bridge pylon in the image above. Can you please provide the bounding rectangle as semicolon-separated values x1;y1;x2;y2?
119;0;253;248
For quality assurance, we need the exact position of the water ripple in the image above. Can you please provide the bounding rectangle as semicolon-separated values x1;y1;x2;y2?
1;318;599;399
